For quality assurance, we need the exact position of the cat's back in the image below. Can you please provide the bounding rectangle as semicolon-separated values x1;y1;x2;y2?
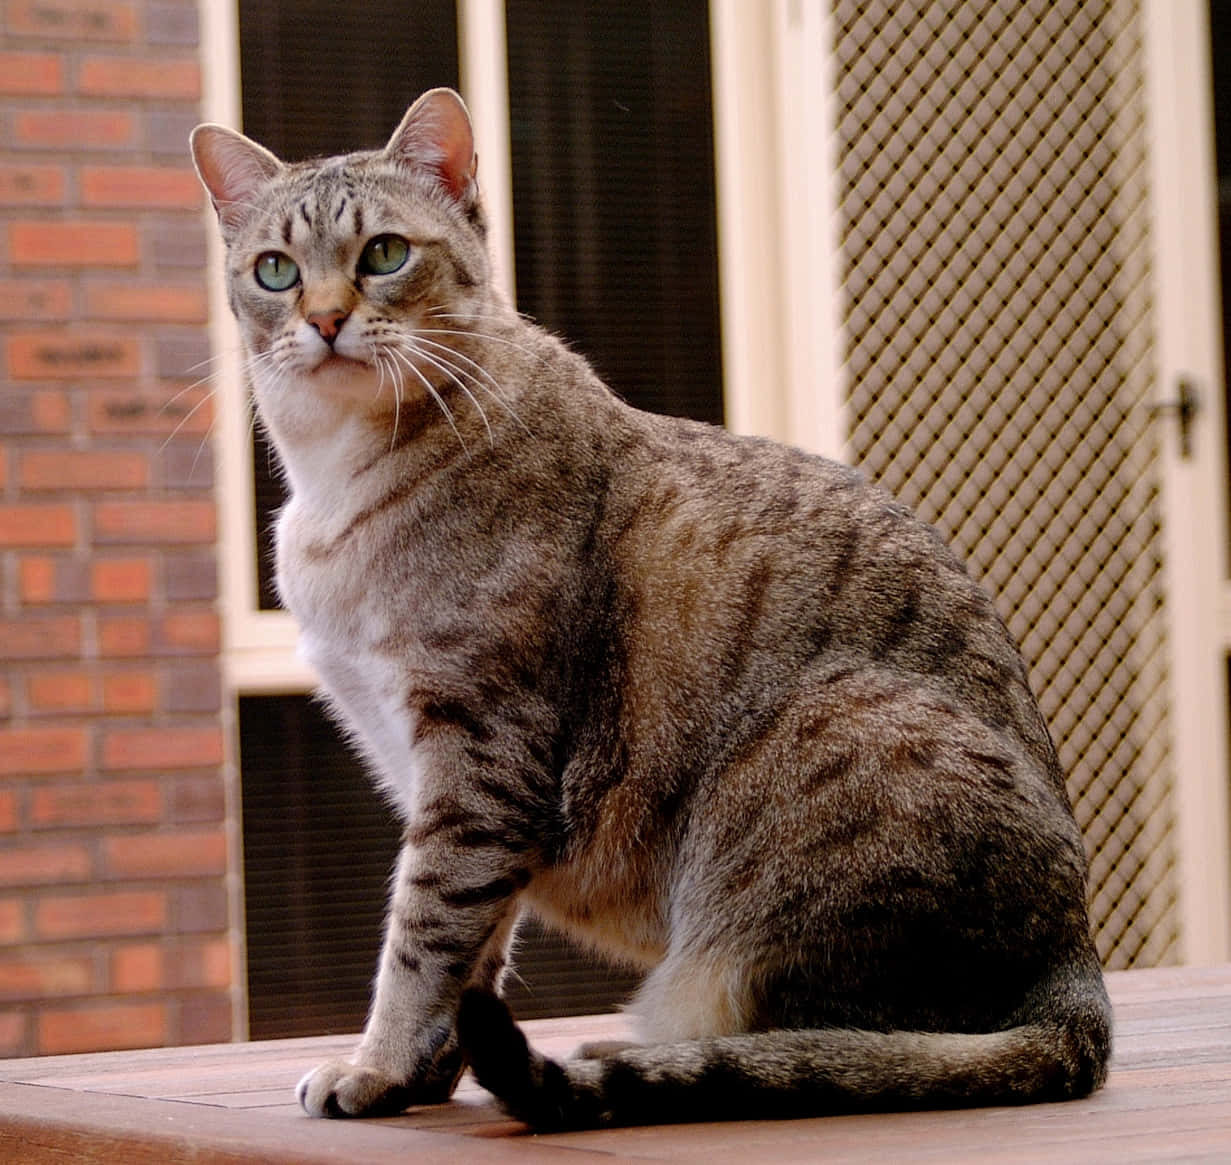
591;401;1055;769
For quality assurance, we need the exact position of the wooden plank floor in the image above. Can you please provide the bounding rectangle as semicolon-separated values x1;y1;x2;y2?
1;964;1229;1163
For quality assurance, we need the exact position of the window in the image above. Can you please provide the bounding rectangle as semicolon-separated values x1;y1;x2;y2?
224;0;723;1037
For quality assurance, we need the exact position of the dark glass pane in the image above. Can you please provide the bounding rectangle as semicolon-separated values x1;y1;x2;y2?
506;0;724;423
240;694;399;1039
238;0;459;161
238;0;460;608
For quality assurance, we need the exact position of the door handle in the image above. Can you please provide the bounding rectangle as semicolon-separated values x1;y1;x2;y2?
1150;377;1200;459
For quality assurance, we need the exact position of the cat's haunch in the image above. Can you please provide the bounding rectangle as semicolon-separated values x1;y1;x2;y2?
192;87;1110;1130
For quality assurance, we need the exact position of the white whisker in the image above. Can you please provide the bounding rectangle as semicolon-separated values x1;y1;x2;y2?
385;345;467;453
406;341;493;447
415;325;547;366
412;336;530;435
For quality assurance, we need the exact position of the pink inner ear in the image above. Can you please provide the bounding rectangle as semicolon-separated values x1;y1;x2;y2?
389;90;477;203
437;128;477;201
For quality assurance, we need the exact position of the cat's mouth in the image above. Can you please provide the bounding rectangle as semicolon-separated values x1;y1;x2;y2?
312;352;369;374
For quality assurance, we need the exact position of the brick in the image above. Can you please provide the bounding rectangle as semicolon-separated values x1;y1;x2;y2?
94;500;215;544
146;219;208;268
36;890;166;940
13;109;135;150
0;503;76;546
0;280;73;320
0;726;88;775
0;900;24;944
20;556;89;604
8;331;141;380
156;333;210;380
93;557;152;602
84;281;207;323
0;954;93;1002
0;391;71;435
31;778;161;828
0;842;91;886
90;387;213;436
0;51;64;95
158;443;215;491
20;559;93;603
6;0;139;41
39;1000;167;1055
103;727;222;772
0;792;16;832
146;110;199;154
26;670;93;714
163;554;218;602
101;670;157;713
173;883;227;934
98;615;150;657
0;164;67;205
0;678;10;719
110;943;163;993
169;938;231;990
177;991;231;1044
168;774;224;823
10;220;139;267
82;166;203;211
147;1;199;45
0;614;81;659
21;450;148;491
154;611;219;654
78;55;200;100
103;828;226;878
163;664;220;713
0;1012;27;1056
18;556;58;603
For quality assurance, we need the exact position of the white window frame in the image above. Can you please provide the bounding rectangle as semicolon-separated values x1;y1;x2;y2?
1142;0;1231;963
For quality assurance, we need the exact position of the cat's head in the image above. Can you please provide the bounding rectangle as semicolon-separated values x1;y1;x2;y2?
190;88;494;425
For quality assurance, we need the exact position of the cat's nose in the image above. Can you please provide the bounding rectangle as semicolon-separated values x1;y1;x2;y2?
307;308;350;345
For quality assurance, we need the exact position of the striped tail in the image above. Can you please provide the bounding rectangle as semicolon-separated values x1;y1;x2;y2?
456;984;1110;1131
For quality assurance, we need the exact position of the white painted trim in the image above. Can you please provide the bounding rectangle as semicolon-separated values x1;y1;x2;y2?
771;0;848;460
710;0;847;457
458;0;517;306
710;0;789;444
196;0;252;1044
1142;0;1231;964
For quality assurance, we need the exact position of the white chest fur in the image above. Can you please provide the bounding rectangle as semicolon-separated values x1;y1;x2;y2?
277;496;424;817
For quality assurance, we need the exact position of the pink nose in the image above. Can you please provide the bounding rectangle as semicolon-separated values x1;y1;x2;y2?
307;309;349;344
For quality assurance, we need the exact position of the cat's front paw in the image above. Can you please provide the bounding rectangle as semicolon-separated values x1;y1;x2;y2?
297;1059;414;1118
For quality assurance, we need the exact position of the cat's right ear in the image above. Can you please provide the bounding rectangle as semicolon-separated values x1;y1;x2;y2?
384;88;479;210
190;124;283;237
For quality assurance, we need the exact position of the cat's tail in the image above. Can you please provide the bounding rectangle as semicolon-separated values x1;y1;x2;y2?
456;977;1111;1131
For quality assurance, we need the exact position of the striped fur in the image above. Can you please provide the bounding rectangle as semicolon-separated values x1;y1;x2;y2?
191;89;1110;1129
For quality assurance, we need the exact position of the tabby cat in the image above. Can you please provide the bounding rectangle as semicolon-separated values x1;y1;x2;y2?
191;88;1111;1130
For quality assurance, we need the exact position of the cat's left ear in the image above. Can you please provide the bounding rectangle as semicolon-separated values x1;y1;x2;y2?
385;88;478;209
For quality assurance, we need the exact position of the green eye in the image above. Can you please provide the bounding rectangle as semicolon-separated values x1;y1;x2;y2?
255;252;299;291
359;235;410;276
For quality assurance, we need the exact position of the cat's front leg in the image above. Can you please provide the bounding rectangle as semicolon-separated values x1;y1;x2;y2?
297;835;525;1118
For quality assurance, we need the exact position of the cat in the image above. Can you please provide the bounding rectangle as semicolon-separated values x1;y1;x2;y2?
190;87;1111;1131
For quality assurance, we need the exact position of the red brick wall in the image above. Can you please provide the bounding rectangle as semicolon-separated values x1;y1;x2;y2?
0;1;233;1057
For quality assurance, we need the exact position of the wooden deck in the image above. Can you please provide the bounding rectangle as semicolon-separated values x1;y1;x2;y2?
1;964;1229;1163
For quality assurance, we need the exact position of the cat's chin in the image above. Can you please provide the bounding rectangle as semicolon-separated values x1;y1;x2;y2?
307;354;384;398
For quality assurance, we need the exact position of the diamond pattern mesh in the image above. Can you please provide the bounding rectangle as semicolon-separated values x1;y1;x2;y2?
832;0;1175;967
